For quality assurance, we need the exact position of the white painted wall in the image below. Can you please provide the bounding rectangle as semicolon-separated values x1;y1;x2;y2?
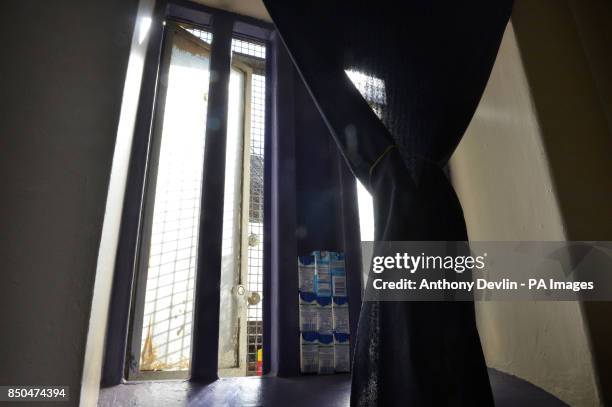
450;23;601;407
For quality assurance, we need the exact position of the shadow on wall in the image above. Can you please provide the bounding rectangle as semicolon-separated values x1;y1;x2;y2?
512;1;612;406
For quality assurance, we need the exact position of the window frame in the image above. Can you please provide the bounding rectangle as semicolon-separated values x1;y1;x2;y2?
102;0;273;386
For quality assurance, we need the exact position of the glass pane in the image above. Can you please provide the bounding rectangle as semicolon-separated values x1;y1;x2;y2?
139;28;211;372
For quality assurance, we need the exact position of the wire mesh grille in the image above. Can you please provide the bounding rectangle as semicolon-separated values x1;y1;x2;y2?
232;38;266;59
185;27;213;44
245;71;266;375
237;35;266;375
184;27;266;60
140;31;211;371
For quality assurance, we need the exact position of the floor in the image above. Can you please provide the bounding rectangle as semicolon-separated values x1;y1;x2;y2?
99;369;569;407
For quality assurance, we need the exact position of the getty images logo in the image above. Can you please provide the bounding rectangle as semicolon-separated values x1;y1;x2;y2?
371;252;488;274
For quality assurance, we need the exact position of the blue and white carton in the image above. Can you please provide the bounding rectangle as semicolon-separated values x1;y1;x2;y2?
299;292;318;332
299;251;350;375
298;255;316;294
334;332;351;373
330;252;346;298
300;332;319;374
313;251;331;297
318;333;335;375
316;296;333;335
332;296;350;334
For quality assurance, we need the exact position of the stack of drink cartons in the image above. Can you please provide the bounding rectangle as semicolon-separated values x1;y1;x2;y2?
298;251;351;374
330;252;350;373
298;254;318;373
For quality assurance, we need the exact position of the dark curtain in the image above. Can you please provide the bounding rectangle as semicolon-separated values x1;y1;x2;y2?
263;1;513;406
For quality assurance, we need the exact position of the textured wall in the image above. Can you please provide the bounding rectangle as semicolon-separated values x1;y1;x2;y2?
451;22;601;407
0;1;138;405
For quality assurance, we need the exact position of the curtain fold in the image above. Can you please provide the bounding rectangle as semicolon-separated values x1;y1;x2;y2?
263;1;513;405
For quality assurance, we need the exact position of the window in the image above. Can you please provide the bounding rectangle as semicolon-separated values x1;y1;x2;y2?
134;26;211;377
126;14;269;380
345;70;385;241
